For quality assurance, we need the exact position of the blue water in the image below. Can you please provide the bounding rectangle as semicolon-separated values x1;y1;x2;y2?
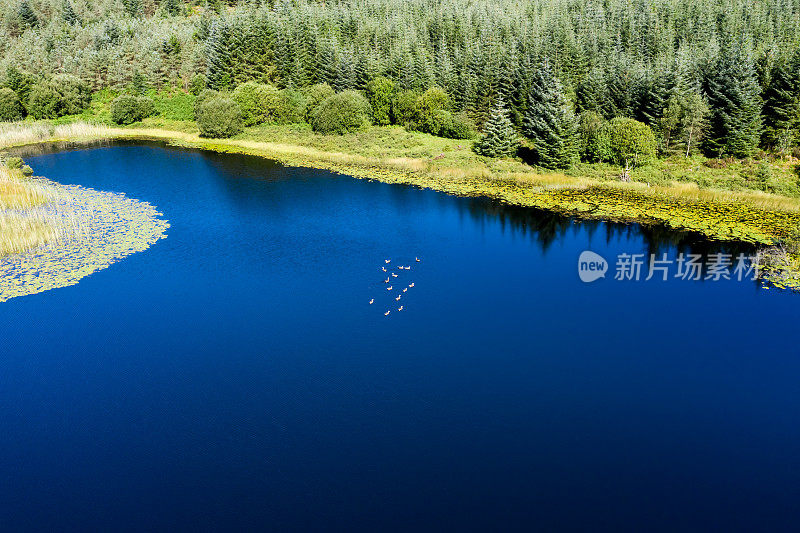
2;143;799;531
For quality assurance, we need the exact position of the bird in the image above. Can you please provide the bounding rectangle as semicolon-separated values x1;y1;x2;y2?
369;299;374;304
384;277;390;283
405;266;411;270
398;306;404;311
395;295;401;301
398;266;404;270
415;257;420;262
385;259;391;264
384;310;390;316
409;282;415;287
402;288;407;293
381;267;386;272
392;273;398;278
387;286;393;290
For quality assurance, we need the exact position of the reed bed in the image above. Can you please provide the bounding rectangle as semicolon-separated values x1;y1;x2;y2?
0;122;112;149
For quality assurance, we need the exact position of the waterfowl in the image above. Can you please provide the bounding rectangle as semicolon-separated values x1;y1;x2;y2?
384;310;390;316
395;295;401;301
381;267;386;272
369;299;374;304
391;273;398;278
387;286;393;290
409;282;415;287
415;257;420;262
402;288;407;293
398;306;403;311
384;277;390;283
398;266;404;270
385;259;391;263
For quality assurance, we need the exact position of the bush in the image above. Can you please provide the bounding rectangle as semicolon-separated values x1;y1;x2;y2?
27;83;61;119
606;117;657;167
26;75;91;119
5;156;23;169
578;111;612;163
189;74;205;95
193;89;218;120
52;75;91;115
302;83;335;121
365;76;395;126
276;89;307;124
232;81;279;126
196;96;242;138
110;95;156;125
415;87;450;132
310;90;372;134
420;109;475;139
153;92;195;121
0;88;24;121
391;90;421;127
21;164;33;176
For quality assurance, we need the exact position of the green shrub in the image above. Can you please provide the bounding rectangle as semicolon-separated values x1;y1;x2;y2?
0;87;24;121
232;81;280;126
110;94;156;125
419;109;476;139
52;75;91;115
27;83;61;119
193;89;218;120
391;90;421;127
189;74;205;96
444;111;476;140
153;91;195;121
21;164;33;176
578;111;612;163
310;90;372;134
365;76;395;126
415;87;450;131
5;156;23;169
27;75;91;119
276;89;307;124
3;66;35;107
302;83;335;121
196;96;242;138
606;117;657;167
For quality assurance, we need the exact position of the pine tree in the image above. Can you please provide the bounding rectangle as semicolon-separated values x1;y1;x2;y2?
474;98;519;158
17;0;38;28
62;0;79;25
522;62;579;169
703;50;763;157
122;0;141;17
762;52;800;152
205;19;231;91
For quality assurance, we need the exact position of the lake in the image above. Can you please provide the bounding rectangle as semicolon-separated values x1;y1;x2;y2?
1;143;799;531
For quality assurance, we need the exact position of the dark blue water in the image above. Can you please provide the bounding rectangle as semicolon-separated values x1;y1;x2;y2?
2;143;799;531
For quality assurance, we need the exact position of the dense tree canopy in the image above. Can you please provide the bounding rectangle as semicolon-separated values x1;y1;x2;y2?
0;0;798;155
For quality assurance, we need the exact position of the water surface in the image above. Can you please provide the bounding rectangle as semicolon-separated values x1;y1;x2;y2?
2;143;799;531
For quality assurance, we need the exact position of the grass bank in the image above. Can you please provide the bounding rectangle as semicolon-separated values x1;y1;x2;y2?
3;120;800;249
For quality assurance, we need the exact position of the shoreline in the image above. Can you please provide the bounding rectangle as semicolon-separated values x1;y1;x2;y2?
9;124;798;247
2;122;799;291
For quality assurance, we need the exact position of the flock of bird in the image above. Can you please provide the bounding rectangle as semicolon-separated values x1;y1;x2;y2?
370;257;420;316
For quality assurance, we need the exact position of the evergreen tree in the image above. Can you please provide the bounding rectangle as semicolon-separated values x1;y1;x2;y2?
205;20;231;91
762;52;800;152
122;0;141;17
62;0;79;25
522;62;579;169
474;98;519;158
163;0;183;17
703;50;763;157
17;0;38;28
